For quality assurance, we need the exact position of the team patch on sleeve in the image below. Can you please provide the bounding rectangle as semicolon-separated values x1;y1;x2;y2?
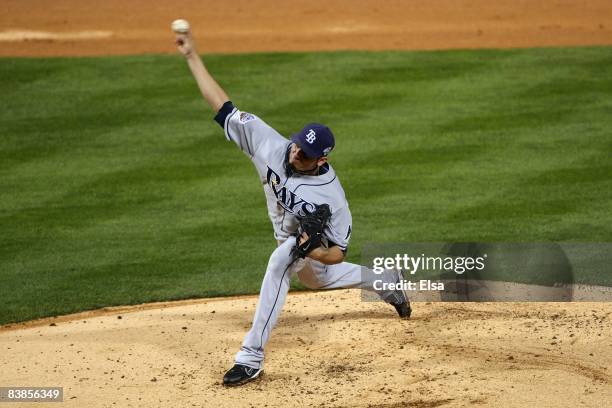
239;112;256;124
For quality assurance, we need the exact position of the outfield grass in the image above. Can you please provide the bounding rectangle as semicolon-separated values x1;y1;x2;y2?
1;47;611;324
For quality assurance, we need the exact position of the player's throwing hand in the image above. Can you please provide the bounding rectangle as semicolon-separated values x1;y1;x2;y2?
172;20;229;112
175;31;195;57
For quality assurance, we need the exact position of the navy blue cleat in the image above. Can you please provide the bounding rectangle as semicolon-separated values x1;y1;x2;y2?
223;364;263;386
391;300;412;319
388;270;411;319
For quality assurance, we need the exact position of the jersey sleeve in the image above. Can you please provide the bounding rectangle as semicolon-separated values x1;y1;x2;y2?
214;101;286;159
325;205;352;252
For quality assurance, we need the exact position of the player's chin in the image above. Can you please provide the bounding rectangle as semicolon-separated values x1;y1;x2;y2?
292;163;309;172
289;156;301;169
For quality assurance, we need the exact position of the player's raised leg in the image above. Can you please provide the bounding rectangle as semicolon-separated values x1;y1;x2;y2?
297;260;411;318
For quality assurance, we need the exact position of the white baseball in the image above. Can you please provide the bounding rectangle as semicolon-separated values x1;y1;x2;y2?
171;19;190;34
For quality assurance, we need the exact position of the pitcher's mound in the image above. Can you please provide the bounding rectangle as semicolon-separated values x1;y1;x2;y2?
1;290;610;407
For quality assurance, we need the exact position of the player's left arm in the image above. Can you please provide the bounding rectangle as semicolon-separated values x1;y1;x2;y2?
302;237;345;264
303;204;351;265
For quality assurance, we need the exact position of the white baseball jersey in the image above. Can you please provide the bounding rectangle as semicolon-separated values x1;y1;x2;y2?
216;103;352;251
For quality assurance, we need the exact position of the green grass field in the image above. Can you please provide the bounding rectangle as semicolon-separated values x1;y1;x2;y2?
1;47;611;324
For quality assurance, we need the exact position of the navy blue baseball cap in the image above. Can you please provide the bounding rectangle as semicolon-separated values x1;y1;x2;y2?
291;123;335;159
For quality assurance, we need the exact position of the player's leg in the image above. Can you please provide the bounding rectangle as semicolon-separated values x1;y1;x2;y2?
224;236;301;386
297;259;399;297
296;259;410;317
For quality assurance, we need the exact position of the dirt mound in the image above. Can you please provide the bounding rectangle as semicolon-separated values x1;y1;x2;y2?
1;0;611;57
1;290;610;407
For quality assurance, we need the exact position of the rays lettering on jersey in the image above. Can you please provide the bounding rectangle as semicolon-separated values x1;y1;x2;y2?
266;166;315;216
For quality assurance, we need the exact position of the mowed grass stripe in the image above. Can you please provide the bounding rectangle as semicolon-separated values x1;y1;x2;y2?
1;47;611;324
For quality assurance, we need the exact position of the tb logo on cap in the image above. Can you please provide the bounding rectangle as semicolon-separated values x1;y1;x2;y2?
305;129;316;144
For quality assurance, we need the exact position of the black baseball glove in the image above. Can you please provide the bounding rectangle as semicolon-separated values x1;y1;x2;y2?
294;204;332;258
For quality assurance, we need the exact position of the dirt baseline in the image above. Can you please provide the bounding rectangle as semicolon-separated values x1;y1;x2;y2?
1;0;611;57
1;291;610;407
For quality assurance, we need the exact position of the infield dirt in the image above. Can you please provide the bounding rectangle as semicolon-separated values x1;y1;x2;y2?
1;291;610;407
1;0;611;56
1;1;611;407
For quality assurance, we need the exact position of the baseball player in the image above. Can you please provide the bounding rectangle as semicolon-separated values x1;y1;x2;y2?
174;26;410;387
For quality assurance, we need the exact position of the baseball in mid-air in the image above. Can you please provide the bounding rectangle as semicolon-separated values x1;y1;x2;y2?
171;19;190;34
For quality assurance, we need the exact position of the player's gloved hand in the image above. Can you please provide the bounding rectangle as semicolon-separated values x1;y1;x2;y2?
294;204;332;258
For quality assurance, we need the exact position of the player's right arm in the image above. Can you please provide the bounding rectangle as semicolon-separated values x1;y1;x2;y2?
175;29;229;112
175;27;287;160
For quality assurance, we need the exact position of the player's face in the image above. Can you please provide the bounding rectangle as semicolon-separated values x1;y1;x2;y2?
289;143;320;172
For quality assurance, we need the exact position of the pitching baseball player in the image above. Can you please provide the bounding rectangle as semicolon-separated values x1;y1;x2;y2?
174;24;410;387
